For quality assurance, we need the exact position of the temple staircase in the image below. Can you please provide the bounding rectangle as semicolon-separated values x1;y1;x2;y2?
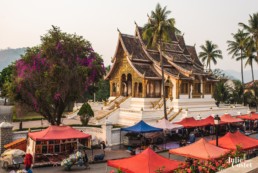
103;96;125;110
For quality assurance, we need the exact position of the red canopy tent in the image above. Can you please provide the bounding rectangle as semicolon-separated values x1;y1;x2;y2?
108;148;181;173
27;126;91;165
174;116;227;128
173;117;198;128
209;131;258;150
237;113;258;120
28;125;91;140
169;138;230;160
198;115;228;126
220;114;244;123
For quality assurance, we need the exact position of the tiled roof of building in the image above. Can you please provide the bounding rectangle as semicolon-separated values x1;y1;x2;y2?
132;62;161;79
245;80;258;88
121;34;151;62
186;46;203;67
106;24;210;80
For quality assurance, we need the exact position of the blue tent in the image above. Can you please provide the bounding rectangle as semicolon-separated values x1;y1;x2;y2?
121;120;163;133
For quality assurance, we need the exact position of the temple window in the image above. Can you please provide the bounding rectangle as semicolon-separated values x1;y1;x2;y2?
181;83;188;94
205;83;212;94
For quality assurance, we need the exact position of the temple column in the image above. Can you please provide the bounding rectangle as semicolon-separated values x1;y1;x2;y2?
176;80;180;99
190;83;193;99
143;80;147;98
201;79;204;98
132;80;135;97
203;81;206;98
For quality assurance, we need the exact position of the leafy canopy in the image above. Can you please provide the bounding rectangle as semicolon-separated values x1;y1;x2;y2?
11;26;105;125
199;40;222;71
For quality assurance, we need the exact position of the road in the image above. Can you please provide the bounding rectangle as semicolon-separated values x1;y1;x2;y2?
0;151;184;173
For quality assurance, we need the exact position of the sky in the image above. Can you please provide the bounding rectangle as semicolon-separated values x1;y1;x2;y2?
0;0;258;72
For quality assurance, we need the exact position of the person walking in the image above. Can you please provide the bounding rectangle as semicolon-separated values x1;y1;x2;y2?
100;141;106;154
24;150;33;172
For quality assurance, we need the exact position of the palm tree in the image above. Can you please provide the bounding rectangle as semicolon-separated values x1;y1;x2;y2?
227;30;248;84
199;40;223;72
142;3;180;120
244;38;258;83
239;13;258;60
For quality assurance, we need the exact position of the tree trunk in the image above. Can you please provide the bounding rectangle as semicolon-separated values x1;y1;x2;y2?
251;62;254;83
4;98;6;105
159;40;167;120
240;50;244;84
240;50;245;105
209;61;211;72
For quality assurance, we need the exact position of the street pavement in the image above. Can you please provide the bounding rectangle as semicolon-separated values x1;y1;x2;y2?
0;150;185;173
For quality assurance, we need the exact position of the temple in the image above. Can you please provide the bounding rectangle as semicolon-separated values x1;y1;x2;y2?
98;24;247;126
106;24;216;100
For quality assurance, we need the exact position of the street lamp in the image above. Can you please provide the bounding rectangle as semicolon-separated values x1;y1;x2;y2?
214;114;221;146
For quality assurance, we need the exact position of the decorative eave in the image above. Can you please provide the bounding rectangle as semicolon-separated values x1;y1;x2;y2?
134;23;175;78
163;52;192;77
119;32;161;80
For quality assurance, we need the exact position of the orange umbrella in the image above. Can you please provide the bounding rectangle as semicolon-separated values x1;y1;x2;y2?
209;131;258;150
169;138;230;160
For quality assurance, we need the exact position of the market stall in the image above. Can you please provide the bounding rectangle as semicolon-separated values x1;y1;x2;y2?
209;131;258;150
121;120;163;147
220;114;244;123
27;125;91;166
169;138;230;160
108;147;181;173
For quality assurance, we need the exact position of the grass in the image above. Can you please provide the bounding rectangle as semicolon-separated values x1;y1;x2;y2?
13;112;44;122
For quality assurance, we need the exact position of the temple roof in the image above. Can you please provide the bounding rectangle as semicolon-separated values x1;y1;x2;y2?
106;24;211;80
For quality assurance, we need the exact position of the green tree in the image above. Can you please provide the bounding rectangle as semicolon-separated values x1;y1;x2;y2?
213;81;229;106
142;3;180;120
0;64;14;105
239;13;258;60
227;30;248;84
227;80;244;104
10;26;105;125
199;40;223;71
244;38;258;83
77;102;94;126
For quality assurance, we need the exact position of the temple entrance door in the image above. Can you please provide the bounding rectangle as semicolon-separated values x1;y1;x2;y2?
121;74;127;96
164;79;172;98
127;74;132;96
121;73;132;97
165;86;169;98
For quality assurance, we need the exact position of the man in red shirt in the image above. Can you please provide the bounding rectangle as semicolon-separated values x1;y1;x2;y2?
24;150;33;170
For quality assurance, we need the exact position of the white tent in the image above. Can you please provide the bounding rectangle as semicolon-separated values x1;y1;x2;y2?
154;119;183;130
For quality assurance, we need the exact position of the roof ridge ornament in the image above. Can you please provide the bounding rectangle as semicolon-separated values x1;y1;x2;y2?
117;28;121;33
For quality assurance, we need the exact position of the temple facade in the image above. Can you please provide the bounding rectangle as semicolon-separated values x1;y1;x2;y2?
92;24;249;126
105;24;217;101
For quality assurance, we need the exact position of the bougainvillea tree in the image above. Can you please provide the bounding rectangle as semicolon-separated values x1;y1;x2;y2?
11;26;105;125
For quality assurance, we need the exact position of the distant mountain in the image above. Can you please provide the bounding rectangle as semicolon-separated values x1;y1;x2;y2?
223;69;258;83
0;48;26;71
